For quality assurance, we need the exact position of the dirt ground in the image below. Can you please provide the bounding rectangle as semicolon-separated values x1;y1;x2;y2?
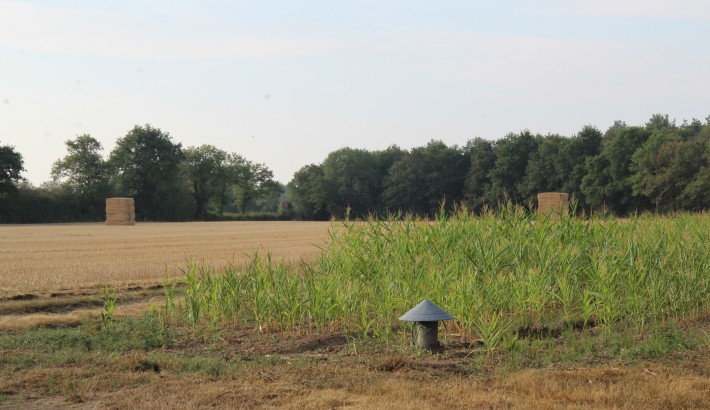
1;325;709;409
0;287;708;409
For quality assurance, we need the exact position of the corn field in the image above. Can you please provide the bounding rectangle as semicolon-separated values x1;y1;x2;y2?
167;206;710;344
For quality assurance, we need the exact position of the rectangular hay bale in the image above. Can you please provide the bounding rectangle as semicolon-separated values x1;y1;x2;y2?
537;192;569;219
105;198;136;226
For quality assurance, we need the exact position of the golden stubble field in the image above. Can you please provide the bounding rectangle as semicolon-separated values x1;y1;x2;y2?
0;221;332;296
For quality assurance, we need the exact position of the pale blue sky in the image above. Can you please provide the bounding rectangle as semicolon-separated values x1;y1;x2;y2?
1;0;709;185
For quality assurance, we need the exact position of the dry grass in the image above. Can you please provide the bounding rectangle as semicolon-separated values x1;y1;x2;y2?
0;298;166;331
0;221;331;297
2;350;708;409
0;314;82;331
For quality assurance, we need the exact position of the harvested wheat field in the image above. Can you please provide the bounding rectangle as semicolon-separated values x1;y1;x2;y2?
0;221;331;297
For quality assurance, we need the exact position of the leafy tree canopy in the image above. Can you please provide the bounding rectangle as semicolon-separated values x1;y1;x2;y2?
51;135;110;199
0;142;24;197
109;124;183;220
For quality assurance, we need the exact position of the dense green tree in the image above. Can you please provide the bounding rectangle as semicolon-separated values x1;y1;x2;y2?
208;153;242;216
679;118;704;138
320;148;382;218
51;135;111;218
182;145;229;219
581;125;652;214
247;182;287;214
463;138;496;210
0;142;24;197
0;180;94;223
629;129;702;212
374;145;407;171
288;164;328;220
559;126;603;207
681;126;710;210
288;146;405;220
601;120;627;144
109;124;184;220
382;140;468;215
371;146;407;215
627;116;709;212
232;160;282;216
645;113;675;131
182;148;283;218
524;135;565;199
488;131;539;204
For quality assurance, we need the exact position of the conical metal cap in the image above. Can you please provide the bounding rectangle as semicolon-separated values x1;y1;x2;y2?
398;299;453;322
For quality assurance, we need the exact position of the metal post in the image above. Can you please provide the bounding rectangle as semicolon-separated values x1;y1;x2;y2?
415;321;439;350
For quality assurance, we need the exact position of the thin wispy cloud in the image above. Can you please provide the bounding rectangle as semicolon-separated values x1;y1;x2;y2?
0;1;339;60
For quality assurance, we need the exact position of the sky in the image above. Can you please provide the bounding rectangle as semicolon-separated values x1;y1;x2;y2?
1;0;709;186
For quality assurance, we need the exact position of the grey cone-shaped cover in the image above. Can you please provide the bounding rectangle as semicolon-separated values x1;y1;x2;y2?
398;299;453;322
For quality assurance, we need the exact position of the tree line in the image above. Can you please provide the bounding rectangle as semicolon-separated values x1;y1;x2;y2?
2;114;710;223
0;125;283;223
288;114;710;219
